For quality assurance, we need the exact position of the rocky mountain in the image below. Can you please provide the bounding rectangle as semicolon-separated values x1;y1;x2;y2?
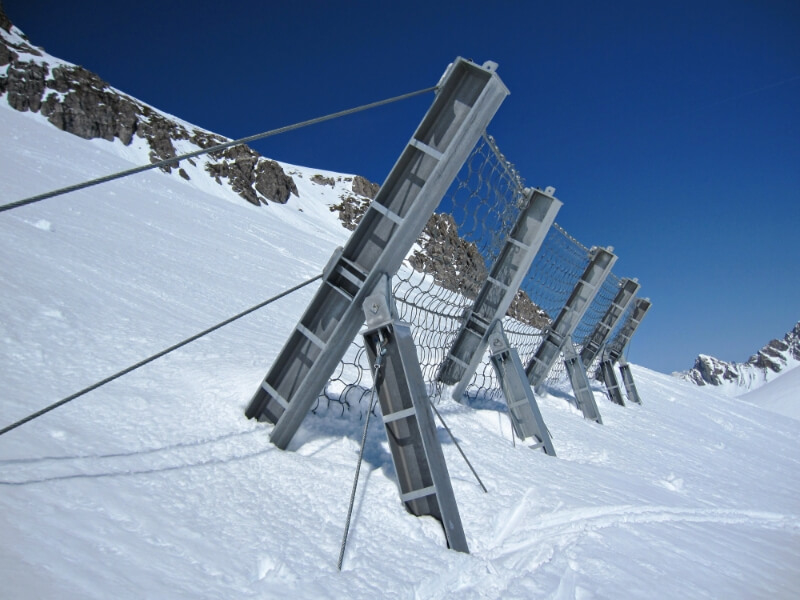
680;321;800;396
0;7;547;329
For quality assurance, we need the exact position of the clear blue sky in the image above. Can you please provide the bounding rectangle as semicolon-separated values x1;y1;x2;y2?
6;0;799;374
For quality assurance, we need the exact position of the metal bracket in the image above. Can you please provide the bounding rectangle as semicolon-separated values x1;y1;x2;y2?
487;321;556;455
361;276;469;553
617;356;642;405
562;336;603;423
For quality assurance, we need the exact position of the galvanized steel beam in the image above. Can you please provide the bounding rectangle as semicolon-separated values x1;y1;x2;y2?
245;58;509;450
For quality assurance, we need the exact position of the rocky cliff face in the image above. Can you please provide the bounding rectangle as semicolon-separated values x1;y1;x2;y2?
681;322;800;395
0;18;296;206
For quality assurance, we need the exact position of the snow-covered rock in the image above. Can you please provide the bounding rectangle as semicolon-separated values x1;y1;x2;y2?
680;322;800;396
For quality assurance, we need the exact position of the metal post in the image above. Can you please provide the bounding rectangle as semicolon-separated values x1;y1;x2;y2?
562;336;603;423
618;356;642;405
361;277;469;553
579;278;640;367
486;321;556;455
437;187;562;400
599;357;626;406
598;297;651;405
525;246;617;393
245;58;509;450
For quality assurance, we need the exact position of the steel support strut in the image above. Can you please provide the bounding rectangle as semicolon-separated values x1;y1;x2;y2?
562;336;603;422
487;321;556;454
597;297;651;405
525;246;617;393
361;276;469;553
244;58;509;450
579;278;640;367
437;187;562;401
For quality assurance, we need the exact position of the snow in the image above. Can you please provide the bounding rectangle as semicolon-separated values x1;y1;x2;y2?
739;365;800;421
1;99;800;599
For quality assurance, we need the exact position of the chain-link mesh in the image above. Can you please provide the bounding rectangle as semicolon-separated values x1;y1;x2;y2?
315;133;631;416
316;133;530;415
466;222;594;396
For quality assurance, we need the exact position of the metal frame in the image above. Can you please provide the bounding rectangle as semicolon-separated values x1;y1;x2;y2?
525;246;617;393
562;336;603;422
245;58;509;450
598;298;652;406
438;187;562;400
579;278;640;367
361;277;469;552
487;321;556;454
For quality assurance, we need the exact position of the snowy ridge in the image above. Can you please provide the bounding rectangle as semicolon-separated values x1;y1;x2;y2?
679;322;800;396
2;18;800;599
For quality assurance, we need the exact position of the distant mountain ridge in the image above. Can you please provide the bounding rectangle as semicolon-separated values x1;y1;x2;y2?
680;322;800;396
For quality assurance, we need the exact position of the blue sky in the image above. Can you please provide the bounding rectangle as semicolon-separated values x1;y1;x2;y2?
6;0;799;374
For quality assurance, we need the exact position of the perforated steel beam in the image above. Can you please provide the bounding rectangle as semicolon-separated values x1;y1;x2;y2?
525;246;617;392
437;187;562;400
579;277;640;367
245;58;509;449
486;321;556;455
361;278;469;553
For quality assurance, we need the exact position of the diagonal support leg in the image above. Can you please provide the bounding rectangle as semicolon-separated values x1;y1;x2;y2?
361;278;469;553
487;321;556;455
618;357;642;404
562;336;603;424
598;357;625;406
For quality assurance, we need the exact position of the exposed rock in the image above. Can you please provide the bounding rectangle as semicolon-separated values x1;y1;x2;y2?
352;175;379;199
206;145;298;206
682;321;800;394
5;59;47;112
507;289;551;329
0;39;15;66
330;194;370;231
0;2;12;33
409;212;487;299
311;174;335;187
42;65;139;144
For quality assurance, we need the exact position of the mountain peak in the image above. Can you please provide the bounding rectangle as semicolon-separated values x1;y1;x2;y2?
681;321;800;395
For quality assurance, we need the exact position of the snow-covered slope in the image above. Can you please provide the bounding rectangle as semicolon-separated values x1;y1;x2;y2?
2;21;800;600
739;364;800;421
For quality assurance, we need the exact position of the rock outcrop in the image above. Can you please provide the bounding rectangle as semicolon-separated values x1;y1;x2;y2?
0;23;297;206
681;322;800;395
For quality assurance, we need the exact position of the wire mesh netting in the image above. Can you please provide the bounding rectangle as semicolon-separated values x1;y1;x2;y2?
317;133;530;414
315;132;626;416
468;222;594;398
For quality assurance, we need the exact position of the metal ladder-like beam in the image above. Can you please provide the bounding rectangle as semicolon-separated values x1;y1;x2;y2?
525;246;617;393
579;278;640;367
598;297;651;405
361;277;469;553
245;58;509;450
437;187;562;401
562;336;603;423
486;321;556;455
